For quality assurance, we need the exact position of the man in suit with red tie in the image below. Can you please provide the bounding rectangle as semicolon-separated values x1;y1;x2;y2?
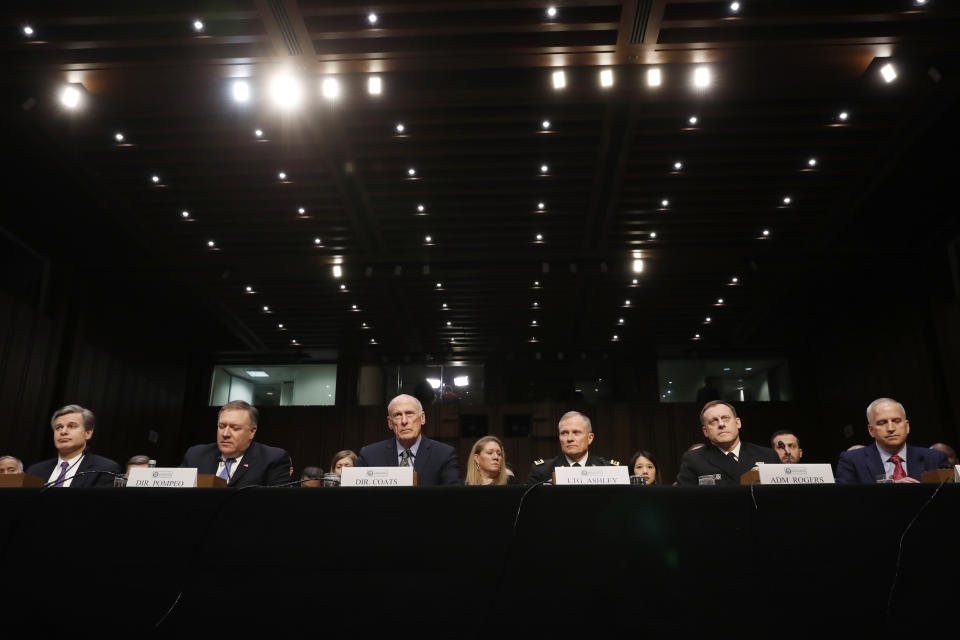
180;400;291;487
837;397;951;483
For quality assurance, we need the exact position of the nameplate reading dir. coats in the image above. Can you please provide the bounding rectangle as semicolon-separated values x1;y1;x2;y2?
341;466;416;487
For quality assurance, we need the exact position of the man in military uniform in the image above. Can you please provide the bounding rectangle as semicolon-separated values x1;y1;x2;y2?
528;411;617;484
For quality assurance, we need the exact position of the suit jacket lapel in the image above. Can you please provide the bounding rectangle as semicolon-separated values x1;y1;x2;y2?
385;439;399;467
864;445;886;480
706;446;739;481
906;445;923;479
229;443;256;486
414;438;431;472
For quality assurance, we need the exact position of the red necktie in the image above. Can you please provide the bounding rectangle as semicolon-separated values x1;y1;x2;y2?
889;455;906;481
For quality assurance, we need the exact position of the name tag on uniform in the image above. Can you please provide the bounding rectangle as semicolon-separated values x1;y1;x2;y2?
554;466;630;485
341;467;415;487
758;464;835;485
128;467;198;487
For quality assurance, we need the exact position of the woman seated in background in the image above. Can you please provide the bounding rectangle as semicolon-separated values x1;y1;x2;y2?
628;450;661;485
330;449;357;475
465;435;516;485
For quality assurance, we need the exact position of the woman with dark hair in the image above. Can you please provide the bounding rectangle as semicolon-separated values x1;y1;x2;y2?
628;450;660;485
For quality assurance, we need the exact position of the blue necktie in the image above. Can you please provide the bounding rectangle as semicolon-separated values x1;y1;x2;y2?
218;458;235;480
54;461;69;487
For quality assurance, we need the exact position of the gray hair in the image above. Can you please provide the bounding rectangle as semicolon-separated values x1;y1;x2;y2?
865;398;906;424
126;454;151;467
301;466;324;480
0;456;23;472
50;404;95;431
558;411;592;433
386;394;423;417
219;400;259;427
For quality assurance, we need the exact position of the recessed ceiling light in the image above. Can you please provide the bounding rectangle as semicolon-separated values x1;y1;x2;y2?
367;12;378;25
231;80;250;103
151;175;160;183
661;198;670;207
731;276;739;284
880;63;897;83
340;284;347;290
263;305;270;312
370;338;377;344
269;72;302;109
351;304;358;310
537;202;546;210
646;68;662;87
540;164;549;174
762;229;771;237
332;265;342;278
417;204;425;213
782;196;792;205
531;319;538;326
193;19;205;32
723;367;732;372
693;333;701;340
278;171;287;181
693;66;712;88
442;303;448;308
807;157;818;167
181;210;190;218
314;237;322;245
673;161;683;171
716;298;724;304
688;115;698;125
838;111;849;121
705;316;712;323
59;85;83;110
277;323;284;329
291;339;298;345
298;207;306;215
618;318;625;325
649;231;657;239
425;235;433;243
631;278;638;285
321;77;340;100
541;119;551;130
535;233;544;241
632;259;644;273
546;6;558;18
23;25;34;37
729;1;741;13
532;301;540;308
600;69;614;88
611;334;619;341
407;167;416;177
552;70;566;90
207;240;215;247
436;282;443;289
245;285;253;293
246;370;269;378
114;132;124;142
368;76;382;95
395;123;405;134
446;321;452;327
361;322;368;328
254;128;264;138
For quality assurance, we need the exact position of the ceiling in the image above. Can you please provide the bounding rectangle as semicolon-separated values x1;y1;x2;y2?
3;1;958;361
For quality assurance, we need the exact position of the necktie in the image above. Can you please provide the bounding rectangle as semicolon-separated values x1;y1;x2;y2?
54;461;69;487
572;462;581;467
727;452;738;463
889;455;906;481
399;449;411;467
218;458;235;480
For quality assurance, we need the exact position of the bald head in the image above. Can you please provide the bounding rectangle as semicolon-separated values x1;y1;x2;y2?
930;443;957;466
387;394;423;417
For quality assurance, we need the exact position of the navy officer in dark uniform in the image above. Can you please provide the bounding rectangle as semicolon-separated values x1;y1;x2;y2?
528;411;618;484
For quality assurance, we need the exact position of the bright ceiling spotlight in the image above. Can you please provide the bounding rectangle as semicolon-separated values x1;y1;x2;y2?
59;84;83;110
193;19;205;32
762;229;771;237
395;123;405;134
151;175;160;183
880;63;897;83
693;66;712;88
297;207;306;215
367;12;378;25
673;161;683;171
181;210;190;218
537;202;546;210
541;119;551;130
321;77;340;100
270;72;302;109
782;196;792;205
808;157;818;167
207;240;216;247
367;76;382;95
278;171;287;181
424;235;433;243
600;69;614;88
453;376;469;387
646;68;662;87
649;231;657;239
407;167;417;177
314;237;322;245
231;80;250;103
729;2;741;13
546;6;558;18
632;259;644;273
23;25;34;37
332;265;342;278
540;164;549;174
417;204;425;213
838;111;849;121
552;70;566;90
688;115;698;125
114;132;125;142
661;198;669;207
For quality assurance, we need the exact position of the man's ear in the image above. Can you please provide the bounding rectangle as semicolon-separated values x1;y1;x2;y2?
84;429;94;443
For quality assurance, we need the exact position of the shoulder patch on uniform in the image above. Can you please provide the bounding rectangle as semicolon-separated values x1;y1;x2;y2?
533;459;545;465
609;459;620;465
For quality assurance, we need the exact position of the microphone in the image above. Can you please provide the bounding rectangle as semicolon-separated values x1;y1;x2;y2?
777;440;790;463
39;468;126;491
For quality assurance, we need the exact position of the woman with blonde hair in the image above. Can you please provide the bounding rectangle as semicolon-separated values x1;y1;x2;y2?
465;436;515;485
329;449;357;475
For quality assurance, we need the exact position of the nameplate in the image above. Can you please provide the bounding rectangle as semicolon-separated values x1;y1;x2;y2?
127;467;198;488
758;464;835;485
341;467;415;487
554;466;630;485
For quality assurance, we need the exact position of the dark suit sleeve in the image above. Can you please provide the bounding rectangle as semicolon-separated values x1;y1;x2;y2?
933;450;953;470
92;458;122;487
675;451;699;486
836;451;856;484
437;445;460;486
527;461;551;485
264;449;292;487
356;447;370;467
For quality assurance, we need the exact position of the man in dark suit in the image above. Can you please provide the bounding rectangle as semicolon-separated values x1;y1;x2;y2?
180;400;291;487
25;404;121;487
837;397;952;483
355;394;460;486
676;400;780;485
528;411;618;484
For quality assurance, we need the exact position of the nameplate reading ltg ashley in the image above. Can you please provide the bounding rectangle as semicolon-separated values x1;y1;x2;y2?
553;466;630;485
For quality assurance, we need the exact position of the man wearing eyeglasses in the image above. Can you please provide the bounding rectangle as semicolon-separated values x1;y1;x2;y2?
676;400;780;485
355;394;460;486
